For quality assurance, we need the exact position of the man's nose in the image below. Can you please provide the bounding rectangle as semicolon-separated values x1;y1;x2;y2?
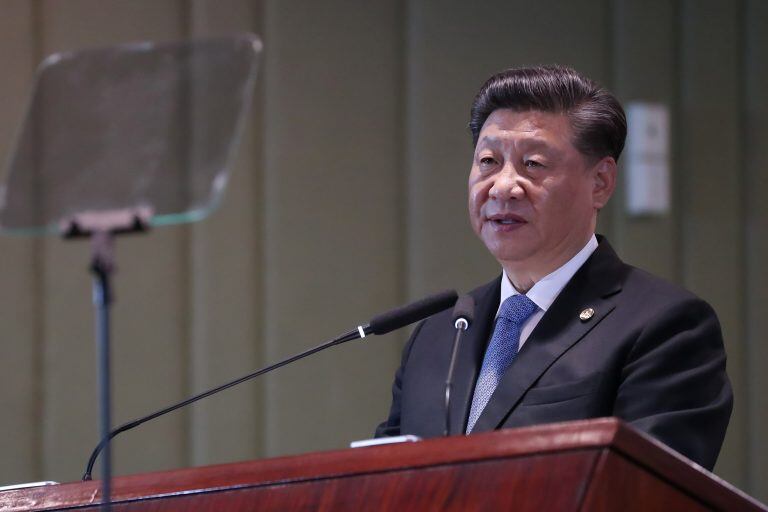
488;163;524;201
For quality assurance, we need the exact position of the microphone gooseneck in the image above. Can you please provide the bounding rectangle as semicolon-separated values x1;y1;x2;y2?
82;289;458;481
444;294;475;436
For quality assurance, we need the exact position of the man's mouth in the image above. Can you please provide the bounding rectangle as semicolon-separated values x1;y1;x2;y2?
487;213;527;226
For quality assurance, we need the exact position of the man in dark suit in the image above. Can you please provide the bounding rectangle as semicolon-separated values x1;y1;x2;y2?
376;66;732;471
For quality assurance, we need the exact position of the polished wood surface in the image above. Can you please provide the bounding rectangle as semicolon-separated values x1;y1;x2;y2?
582;449;708;512
1;418;764;511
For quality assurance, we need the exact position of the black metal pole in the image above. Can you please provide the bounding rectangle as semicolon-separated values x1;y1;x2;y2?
444;322;467;437
90;231;115;511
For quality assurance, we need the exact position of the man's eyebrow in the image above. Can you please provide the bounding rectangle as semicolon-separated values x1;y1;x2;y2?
476;136;502;148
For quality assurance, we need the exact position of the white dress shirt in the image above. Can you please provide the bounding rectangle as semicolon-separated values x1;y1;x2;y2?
497;234;599;349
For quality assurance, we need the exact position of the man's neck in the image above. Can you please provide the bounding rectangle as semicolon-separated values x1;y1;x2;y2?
503;234;597;293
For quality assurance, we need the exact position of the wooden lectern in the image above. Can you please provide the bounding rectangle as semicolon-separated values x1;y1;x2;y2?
1;418;764;511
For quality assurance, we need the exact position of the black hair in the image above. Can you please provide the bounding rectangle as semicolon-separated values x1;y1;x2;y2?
469;65;626;161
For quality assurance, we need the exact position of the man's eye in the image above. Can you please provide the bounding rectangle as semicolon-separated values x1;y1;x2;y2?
524;159;543;168
480;157;496;165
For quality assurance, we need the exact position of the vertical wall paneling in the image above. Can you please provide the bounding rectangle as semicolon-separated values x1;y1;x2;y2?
744;0;767;501
406;0;613;299
38;0;189;481
186;0;265;466
679;0;746;486
0;0;41;484
597;0;616;243
262;0;404;456
611;0;678;281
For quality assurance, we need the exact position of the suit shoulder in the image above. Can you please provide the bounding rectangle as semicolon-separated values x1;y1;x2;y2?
621;263;718;318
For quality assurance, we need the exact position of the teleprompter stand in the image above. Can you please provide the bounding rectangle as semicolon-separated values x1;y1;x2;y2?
0;35;262;510
60;208;152;507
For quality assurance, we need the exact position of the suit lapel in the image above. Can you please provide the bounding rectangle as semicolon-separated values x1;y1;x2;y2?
447;277;499;435
470;240;627;433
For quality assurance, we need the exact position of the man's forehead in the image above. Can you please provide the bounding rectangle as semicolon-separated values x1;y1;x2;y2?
476;129;568;153
476;109;573;148
482;109;570;131
478;134;552;146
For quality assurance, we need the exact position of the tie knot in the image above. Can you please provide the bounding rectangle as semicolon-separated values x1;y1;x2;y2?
499;294;537;325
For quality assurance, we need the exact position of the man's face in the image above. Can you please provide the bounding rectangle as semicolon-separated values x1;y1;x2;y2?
468;109;615;282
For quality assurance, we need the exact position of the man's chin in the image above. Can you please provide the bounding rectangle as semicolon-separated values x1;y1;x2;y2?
482;232;537;262
486;246;539;268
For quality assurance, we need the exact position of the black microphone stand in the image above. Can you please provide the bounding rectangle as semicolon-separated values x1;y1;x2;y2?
444;295;474;437
444;320;467;437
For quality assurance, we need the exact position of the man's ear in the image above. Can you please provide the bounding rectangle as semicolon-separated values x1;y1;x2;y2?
592;156;617;209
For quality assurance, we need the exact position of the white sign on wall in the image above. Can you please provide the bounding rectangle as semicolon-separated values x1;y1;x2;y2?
624;102;670;216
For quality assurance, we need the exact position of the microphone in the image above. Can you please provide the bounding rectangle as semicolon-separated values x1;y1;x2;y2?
82;289;458;481
452;294;475;330
365;289;459;335
444;294;475;436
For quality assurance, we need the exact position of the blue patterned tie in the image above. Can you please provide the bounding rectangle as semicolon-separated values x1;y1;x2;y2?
466;294;537;433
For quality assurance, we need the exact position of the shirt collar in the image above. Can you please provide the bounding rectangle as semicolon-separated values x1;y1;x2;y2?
498;234;599;315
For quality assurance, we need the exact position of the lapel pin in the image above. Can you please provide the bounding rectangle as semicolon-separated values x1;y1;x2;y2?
579;308;595;322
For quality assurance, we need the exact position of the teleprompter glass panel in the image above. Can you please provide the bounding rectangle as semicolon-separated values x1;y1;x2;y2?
0;33;261;235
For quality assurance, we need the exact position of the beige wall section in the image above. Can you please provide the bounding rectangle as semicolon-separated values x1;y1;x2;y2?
186;0;264;468
678;0;746;485
745;0;768;501
611;0;678;281
261;0;404;457
0;0;40;484
0;0;765;502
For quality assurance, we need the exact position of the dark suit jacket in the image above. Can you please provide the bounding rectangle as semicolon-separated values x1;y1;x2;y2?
376;238;733;471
